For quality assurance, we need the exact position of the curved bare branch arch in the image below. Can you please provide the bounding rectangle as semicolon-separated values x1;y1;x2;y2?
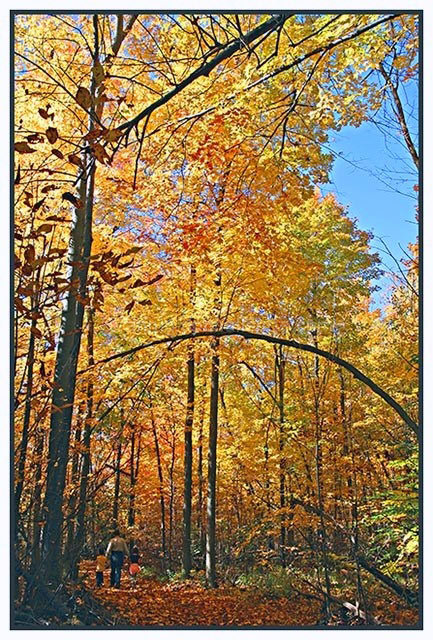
94;328;419;438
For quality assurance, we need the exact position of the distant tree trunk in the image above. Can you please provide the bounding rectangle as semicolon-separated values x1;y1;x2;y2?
206;335;220;588
128;424;142;541
113;439;122;526
151;405;168;569
168;426;176;570
197;395;205;565
128;427;136;528
276;346;288;565
264;419;275;550
312;329;332;619
183;264;196;577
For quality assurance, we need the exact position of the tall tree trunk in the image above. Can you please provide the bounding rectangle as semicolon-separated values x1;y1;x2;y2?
113;439;122;526
128;427;136;528
15;249;45;530
41;163;95;583
264;420;275;550
71;305;94;580
206;337;220;587
64;419;83;567
205;174;227;588
14;321;36;528
168;428;176;570
40;15;133;584
27;427;45;593
183;264;196;577
151;406;168;570
197;395;205;565
277;346;288;566
312;330;332;619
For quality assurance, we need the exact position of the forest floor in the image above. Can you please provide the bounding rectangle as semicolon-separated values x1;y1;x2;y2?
78;560;418;628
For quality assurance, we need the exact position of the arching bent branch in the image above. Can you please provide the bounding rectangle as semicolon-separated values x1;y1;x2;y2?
96;328;419;438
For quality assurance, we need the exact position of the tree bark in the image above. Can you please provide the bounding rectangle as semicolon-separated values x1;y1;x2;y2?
113;438;122;526
197;395;205;565
71;305;94;580
277;346;287;566
151;405;168;570
183;264;196;576
64;419;82;567
41;164;95;583
182;347;194;576
28;427;45;581
14;321;36;526
40;14;134;584
206;337;220;587
128;427;136;528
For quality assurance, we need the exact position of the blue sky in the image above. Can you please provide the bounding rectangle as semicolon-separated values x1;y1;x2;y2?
320;80;418;309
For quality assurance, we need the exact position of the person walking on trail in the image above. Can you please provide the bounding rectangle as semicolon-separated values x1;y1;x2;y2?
95;547;106;588
106;530;129;588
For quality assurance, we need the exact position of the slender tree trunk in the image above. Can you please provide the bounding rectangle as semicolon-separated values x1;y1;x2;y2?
277;346;288;566
169;430;176;570
182;352;194;575
183;265;196;576
312;330;332;620
151;406;168;569
15;312;37;525
378;62;419;169
264;420;275;551
128;428;136;528
205;176;227;588
197;396;205;565
205;234;224;589
206;337;220;587
113;439;122;526
28;427;45;581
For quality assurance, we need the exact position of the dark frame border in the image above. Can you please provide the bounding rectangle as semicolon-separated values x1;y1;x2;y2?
10;8;423;631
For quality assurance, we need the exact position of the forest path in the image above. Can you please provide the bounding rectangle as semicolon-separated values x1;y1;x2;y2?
80;561;320;627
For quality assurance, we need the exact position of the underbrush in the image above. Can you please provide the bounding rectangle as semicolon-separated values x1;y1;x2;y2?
234;567;293;599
